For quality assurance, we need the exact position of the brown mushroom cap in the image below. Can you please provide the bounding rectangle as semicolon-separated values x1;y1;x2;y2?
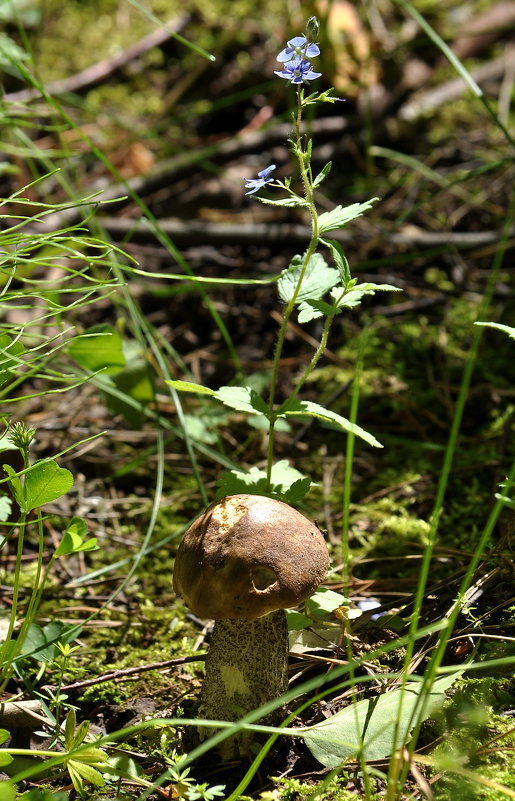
173;494;329;620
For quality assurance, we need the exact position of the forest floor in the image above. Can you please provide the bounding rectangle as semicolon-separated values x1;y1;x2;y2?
0;0;514;799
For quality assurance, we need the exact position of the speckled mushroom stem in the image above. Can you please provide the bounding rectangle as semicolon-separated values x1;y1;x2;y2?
199;609;289;759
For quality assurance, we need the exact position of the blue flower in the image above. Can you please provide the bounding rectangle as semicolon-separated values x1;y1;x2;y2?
277;35;320;63
274;56;322;84
244;164;276;195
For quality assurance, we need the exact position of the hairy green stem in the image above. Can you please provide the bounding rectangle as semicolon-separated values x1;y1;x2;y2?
266;89;320;488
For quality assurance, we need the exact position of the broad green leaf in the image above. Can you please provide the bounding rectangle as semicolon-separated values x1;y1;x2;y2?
475;321;515;340
0;730;9;746
21;621;77;663
0;752;14;767
2;464;24;508
255;195;309;208
166;380;216;396
318;199;378;233
68;325;125;374
307;587;349;616
23;460;73;511
302;673;460;767
298;298;340;324
55;531;98;557
216;460;311;503
277;399;382;448
320;238;351;285
277;253;339;305
313;162;332;188
110;355;155;429
65;516;88;539
214;386;268;416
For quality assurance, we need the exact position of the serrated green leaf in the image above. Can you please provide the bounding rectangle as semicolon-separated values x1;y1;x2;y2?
216;460;311;503
166;380;216;396
330;282;401;311
68;325;125;374
278;253;339;306
318;199;378;234
298;298;340;324
214;386;268;416
23;460;73;511
277;399;382;448
475;321;515;340
302;673;461;767
313;161;332;188
320;238;351;285
255;195;309;208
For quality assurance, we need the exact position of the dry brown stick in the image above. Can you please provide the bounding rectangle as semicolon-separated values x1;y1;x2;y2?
4;16;190;104
400;51;515;122
42;654;205;694
98;216;515;250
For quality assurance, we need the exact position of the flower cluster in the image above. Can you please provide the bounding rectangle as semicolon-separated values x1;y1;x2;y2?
274;35;321;85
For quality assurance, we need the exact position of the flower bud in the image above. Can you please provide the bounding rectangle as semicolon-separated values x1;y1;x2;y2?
306;16;319;39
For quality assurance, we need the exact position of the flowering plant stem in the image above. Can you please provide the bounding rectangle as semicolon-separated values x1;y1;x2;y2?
265;89;323;488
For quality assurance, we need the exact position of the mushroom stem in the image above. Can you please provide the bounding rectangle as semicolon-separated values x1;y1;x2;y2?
199;609;289;759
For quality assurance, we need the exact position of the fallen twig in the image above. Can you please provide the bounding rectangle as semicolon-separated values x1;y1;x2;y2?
42;653;205;694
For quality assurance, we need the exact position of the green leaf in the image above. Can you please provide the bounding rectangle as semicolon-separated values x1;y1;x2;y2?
2;465;24;508
68;325;126;374
23;460;74;511
255;195;309;208
318;199;378;234
64;708;76;750
302;673;461;767
21;621;77;663
313;162;332;188
0;730;10;746
55;531;98;557
277;399;382;448
0;778;16;800
307;587;349;617
0;753;14;767
166;380;216;396
216;460;311;503
277;253;339;305
330;282;401;311
320;238;351;285
297;298;340;324
67;760;105;786
475;321;515;340
213;386;268;416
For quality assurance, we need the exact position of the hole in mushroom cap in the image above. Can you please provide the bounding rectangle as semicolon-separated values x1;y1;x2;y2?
252;565;277;590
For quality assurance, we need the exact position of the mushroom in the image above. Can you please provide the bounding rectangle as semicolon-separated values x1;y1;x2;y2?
172;493;329;759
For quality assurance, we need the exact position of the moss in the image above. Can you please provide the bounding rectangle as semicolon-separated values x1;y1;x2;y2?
251;773;380;801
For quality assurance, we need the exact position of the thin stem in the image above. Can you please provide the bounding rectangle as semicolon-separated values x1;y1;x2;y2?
266;88;320;488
